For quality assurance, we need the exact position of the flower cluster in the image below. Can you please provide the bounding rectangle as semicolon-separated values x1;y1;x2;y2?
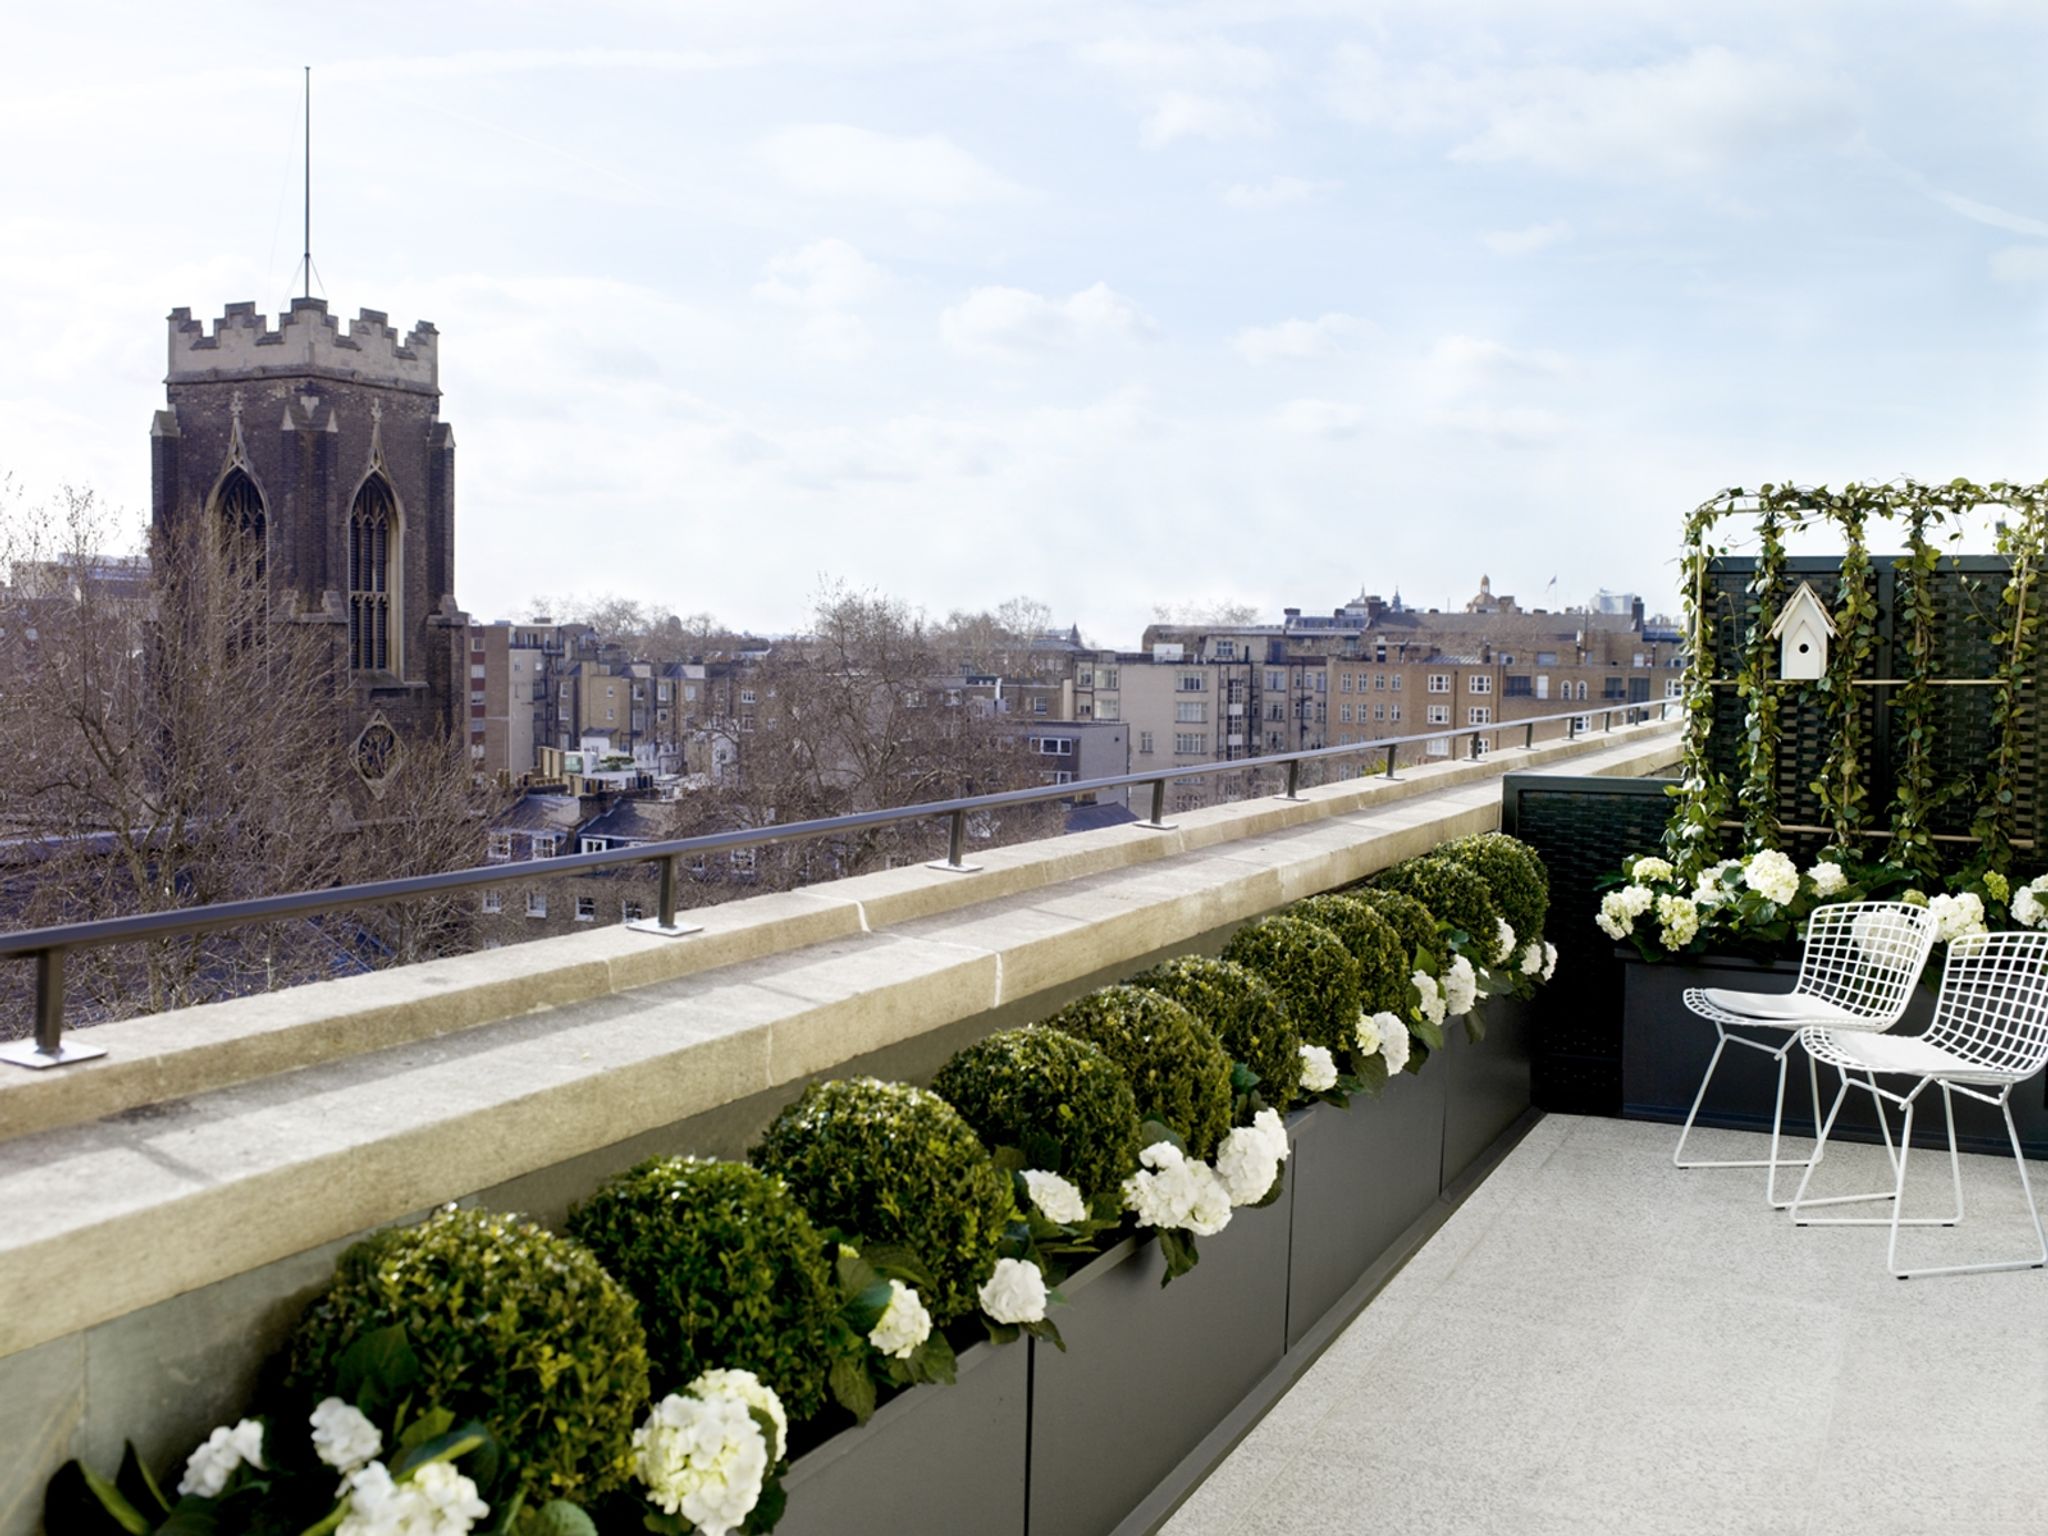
1213;1110;1290;1207
1121;1142;1232;1236
1656;893;1700;951
1297;1043;1338;1093
1927;891;1988;944
1374;1012;1411;1074
311;1398;382;1476
631;1377;780;1536
177;1419;265;1499
1412;970;1445;1028
1020;1169;1088;1225
978;1258;1050;1325
867;1279;933;1360
1810;861;1847;896
1443;954;1478;1017
1519;942;1544;977
1743;849;1801;906
338;1459;490;1536
1493;918;1517;965
1353;1011;1382;1057
2015;875;2048;929
1596;884;1655;941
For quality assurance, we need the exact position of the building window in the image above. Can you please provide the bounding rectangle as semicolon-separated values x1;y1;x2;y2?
1174;732;1207;755
1340;703;1354;723
1179;671;1206;692
1045;769;1075;785
740;689;756;705
1175;700;1207;723
1537;651;1559;666
1426;738;1451;758
1265;670;1284;690
1505;675;1533;698
1340;672;1354;692
532;833;561;858
1603;677;1626;700
1468;674;1492;695
525;890;548;918
579;837;608;853
1427;704;1450;725
1468;706;1492;725
1390;674;1402;691
471;663;486;680
622;900;645;922
1390;705;1400;721
575;896;596;922
347;474;399;672
1374;703;1386;720
480;889;501;914
1571;714;1591;732
1138;731;1154;754
731;849;756;874
1032;697;1048;715
1215;640;1236;660
1666;679;1684;699
1428;674;1451;693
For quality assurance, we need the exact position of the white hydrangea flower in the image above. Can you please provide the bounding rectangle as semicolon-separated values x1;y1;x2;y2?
1743;849;1800;906
979;1257;1049;1324
336;1462;404;1536
177;1418;265;1499
1927;891;1988;944
688;1368;788;1464
1541;942;1558;981
1809;861;1848;897
1376;1012;1411;1074
1596;884;1654;939
632;1392;769;1536
1630;856;1674;883
1298;1043;1339;1092
1021;1169;1088;1225
2014;878;2048;929
1693;859;1741;906
1656;894;1700;952
1444;954;1478;1017
1214;1124;1284;1206
335;1459;489;1536
1519;941;1544;976
1411;970;1446;1027
867;1279;932;1361
411;1462;491;1533
1493;918;1517;965
1121;1141;1233;1236
1250;1107;1289;1162
1353;1011;1383;1057
310;1397;382;1476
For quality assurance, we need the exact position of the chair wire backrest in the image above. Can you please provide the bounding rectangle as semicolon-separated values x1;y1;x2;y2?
1922;930;2048;1078
1794;901;1939;1023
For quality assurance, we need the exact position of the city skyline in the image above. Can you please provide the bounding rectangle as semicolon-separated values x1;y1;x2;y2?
5;2;2045;642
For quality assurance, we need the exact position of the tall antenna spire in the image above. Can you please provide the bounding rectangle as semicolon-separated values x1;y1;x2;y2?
302;65;312;301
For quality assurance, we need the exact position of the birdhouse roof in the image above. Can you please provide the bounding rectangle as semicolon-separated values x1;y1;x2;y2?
1767;581;1838;640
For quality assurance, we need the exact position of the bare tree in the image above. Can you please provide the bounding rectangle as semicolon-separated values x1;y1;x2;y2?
0;482;501;1028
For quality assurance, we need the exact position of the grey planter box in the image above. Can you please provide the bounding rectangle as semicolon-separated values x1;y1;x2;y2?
1618;951;2048;1159
1284;1069;1445;1349
777;1334;1028;1536
1440;995;1535;1189
1027;1191;1292;1536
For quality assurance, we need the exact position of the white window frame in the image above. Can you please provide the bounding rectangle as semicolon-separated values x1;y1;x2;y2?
1468;674;1492;695
525;890;548;918
480;888;502;914
1427;703;1450;725
575;895;596;923
1468;705;1492;725
1428;674;1451;694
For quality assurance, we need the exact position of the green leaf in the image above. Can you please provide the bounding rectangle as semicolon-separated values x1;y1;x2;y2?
335;1324;421;1418
828;1356;877;1423
116;1442;171;1518
396;1406;457;1454
526;1503;598;1536
43;1462;147;1536
1411;1018;1445;1053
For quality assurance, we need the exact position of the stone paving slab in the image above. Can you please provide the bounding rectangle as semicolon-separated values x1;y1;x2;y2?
1161;1114;2048;1536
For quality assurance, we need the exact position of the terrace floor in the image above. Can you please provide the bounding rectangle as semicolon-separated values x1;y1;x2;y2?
1164;1113;2048;1536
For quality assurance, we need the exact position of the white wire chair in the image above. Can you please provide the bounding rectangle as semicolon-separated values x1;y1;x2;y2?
1676;901;1938;1206
1788;929;2048;1279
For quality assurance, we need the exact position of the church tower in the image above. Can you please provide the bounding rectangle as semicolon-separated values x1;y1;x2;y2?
149;298;465;767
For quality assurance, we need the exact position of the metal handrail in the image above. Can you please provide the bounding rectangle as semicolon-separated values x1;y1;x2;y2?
0;701;1675;1068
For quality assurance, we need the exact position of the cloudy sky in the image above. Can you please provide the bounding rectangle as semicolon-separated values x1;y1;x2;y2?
4;1;2045;644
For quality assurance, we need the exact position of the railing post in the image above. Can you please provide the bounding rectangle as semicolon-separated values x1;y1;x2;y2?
1567;715;1578;741
1469;731;1481;761
1138;778;1176;831
1524;721;1535;750
1;948;106;1070
1384;744;1398;778
626;853;704;938
1604;709;1613;733
926;807;982;873
1282;758;1302;801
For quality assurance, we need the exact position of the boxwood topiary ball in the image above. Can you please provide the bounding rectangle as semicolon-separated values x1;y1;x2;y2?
1221;915;1363;1059
1041;985;1234;1160
1287;894;1410;1016
567;1157;836;1418
1345;886;1446;976
749;1078;1015;1326
1441;832;1550;947
286;1206;649;1502
1127;955;1301;1110
932;1026;1142;1204
1373;855;1505;958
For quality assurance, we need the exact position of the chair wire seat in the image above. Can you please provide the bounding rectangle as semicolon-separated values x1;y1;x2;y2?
1788;929;2048;1278
1675;901;1939;1207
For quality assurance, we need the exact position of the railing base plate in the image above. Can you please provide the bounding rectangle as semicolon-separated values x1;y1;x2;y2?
1134;820;1178;832
924;860;983;874
625;918;705;940
1;1038;108;1070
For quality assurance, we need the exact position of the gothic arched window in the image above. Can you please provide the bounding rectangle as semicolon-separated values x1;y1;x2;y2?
214;468;266;583
349;475;399;673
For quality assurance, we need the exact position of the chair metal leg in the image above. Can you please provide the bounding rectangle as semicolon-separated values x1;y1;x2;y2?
1791;1073;1958;1225
1675;1026;1819;1204
1892;1089;2048;1280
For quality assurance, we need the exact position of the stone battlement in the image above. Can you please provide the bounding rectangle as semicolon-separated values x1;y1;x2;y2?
167;297;438;392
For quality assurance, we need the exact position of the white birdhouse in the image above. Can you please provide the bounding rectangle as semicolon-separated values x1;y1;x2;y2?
1767;581;1836;681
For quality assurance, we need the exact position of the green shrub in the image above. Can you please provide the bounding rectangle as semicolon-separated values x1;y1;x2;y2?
1127;956;1301;1110
1346;887;1446;976
1041;985;1234;1159
567;1158;835;1418
1222;915;1362;1058
1287;894;1409;1015
287;1206;649;1502
749;1078;1015;1326
1374;856;1505;958
1441;832;1550;947
931;1026;1142;1202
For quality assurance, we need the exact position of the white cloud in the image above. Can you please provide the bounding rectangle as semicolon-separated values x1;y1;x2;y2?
940;282;1154;358
1234;312;1372;365
1482;220;1571;255
1990;245;2048;282
753;238;885;309
1223;175;1338;209
1274;398;1367;438
1080;34;1278;148
758;124;1025;206
1926;189;2048;240
1428;406;1570;447
1423;335;1567;397
1330;44;1858;180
